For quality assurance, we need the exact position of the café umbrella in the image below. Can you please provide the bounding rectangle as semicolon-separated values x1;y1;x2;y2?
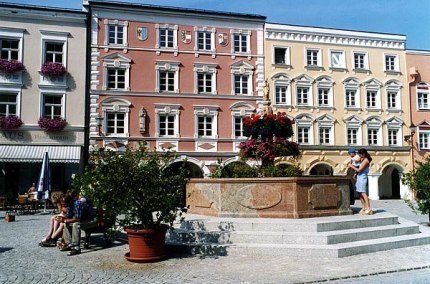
37;151;51;211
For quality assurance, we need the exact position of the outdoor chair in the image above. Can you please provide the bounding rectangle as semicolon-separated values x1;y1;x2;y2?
17;195;33;215
83;209;115;249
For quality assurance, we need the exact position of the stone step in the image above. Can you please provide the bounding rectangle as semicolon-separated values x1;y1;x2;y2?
167;232;430;258
168;222;419;245
179;213;399;233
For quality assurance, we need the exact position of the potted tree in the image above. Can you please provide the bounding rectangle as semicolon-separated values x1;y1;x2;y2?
73;143;188;262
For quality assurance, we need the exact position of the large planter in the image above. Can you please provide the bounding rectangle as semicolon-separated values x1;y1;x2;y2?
187;177;353;218
124;225;168;262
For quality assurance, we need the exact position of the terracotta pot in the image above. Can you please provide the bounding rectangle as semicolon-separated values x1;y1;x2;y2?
124;225;168;262
5;215;15;222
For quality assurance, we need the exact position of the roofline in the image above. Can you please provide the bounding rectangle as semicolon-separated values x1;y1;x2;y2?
266;22;406;41
406;49;430;55
88;0;266;22
0;1;86;15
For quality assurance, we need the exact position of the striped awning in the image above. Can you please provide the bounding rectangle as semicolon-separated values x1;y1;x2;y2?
0;145;82;163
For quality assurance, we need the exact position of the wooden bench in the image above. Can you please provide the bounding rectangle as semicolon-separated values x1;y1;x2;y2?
82;210;115;249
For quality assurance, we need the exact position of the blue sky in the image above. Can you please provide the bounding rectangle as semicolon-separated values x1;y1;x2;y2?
2;0;430;50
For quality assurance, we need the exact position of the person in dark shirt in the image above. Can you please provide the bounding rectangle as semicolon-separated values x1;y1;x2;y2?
61;190;96;255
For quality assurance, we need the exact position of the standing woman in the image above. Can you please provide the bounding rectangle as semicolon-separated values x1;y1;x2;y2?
349;148;373;215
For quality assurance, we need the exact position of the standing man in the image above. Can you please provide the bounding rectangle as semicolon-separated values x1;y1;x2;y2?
62;190;96;255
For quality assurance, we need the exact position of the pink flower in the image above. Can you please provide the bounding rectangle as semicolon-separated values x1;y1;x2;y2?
0;115;23;130
40;63;67;77
0;59;25;74
38;117;67;132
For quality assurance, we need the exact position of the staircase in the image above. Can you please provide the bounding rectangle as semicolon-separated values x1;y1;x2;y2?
166;212;430;258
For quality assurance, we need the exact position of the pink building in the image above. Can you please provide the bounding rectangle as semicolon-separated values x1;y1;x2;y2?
406;50;430;163
87;1;265;176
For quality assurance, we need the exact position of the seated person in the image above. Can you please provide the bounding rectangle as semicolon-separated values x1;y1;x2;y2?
61;190;96;256
39;194;74;247
27;182;37;201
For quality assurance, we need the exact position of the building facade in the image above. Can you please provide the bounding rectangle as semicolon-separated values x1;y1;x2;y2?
87;0;265;176
0;3;87;197
406;50;430;163
265;23;411;199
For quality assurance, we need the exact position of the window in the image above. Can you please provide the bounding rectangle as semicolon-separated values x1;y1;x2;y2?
275;85;288;104
388;129;399;146
198;116;213;137
45;42;64;64
107;68;126;90
159;71;175;92
0;39;19;60
297;87;309;105
306;49;319;66
346;90;356;108
274;47;289;65
233;33;248;53
319;127;331;144
234;116;244;138
419;132;430;150
159;28;174;48
366;91;377;108
155;104;180;138
197;31;212;51
318;88;329;106
387;91;398;109
0;93;17;116
385;54;398;71
197;73;212;93
159;115;175;137
194;106;218;139
43;94;62;119
418;92;429;110
353;52;367;69
297;127;310;144
347;128;358;145
330;50;345;68
108;24;124;45
368;129;379;145
234;75;249;95
106;112;125;135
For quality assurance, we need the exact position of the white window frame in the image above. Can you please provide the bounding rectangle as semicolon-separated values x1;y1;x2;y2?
305;48;322;67
40;91;65;119
231;30;251;54
297;126;311;145
384;53;400;72
195;28;215;52
385;80;402;111
347;128;359;146
343;78;361;109
101;98;131;137
230;61;254;96
194;63;217;94
329;50;346;69
194;106;219;139
366;117;383;146
230;102;254;139
273;46;290;66
417;82;430;110
364;79;382;110
272;73;292;106
105;112;126;136
155;61;180;93
316;76;334;108
0;28;24;62
295;114;314;144
418;129;430;150
104;20;128;47
155;24;178;50
344;115;363;146
106;68;126;90
155;104;181;138
387;128;400;146
158;114;176;137
40;31;69;67
0;89;21;117
352;51;369;70
317;115;335;145
295;75;314;107
386;117;403;147
102;53;131;91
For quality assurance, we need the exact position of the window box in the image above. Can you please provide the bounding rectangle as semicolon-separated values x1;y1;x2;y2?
38;116;67;132
0;59;24;74
0;115;22;130
40;62;67;77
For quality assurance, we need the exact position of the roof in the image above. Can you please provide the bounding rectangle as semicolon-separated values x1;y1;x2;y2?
0;1;86;15
88;0;266;22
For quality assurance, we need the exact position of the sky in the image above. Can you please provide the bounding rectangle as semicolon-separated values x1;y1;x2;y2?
2;0;430;50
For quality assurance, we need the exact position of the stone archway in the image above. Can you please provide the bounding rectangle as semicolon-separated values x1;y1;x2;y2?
167;161;204;207
378;164;404;199
309;163;334;176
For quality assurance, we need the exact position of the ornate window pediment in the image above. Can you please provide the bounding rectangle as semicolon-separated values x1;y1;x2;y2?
384;79;402;89
365;116;383;127
295;113;314;126
342;77;361;87
230;60;254;73
294;74;314;85
386;116;403;128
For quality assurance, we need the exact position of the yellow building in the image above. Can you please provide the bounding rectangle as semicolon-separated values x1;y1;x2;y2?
265;23;412;200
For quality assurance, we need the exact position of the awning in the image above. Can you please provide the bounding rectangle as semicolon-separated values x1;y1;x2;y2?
0;145;82;163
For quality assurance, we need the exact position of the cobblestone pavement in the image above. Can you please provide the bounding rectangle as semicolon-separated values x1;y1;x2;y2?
1;200;430;284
